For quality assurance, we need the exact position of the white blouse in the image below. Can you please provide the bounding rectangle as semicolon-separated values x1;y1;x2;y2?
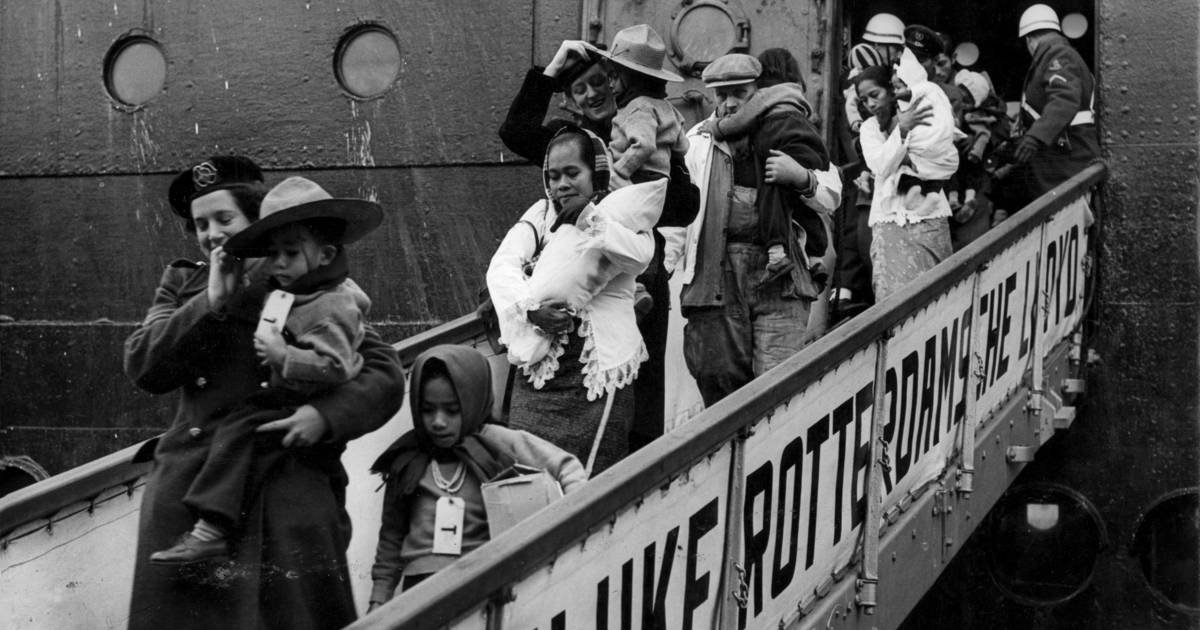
859;59;961;227
486;199;653;400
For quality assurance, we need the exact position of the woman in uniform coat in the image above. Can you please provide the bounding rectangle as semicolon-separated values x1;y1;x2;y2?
124;155;405;630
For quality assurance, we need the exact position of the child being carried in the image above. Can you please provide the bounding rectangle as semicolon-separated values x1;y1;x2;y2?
506;177;666;374
149;176;383;565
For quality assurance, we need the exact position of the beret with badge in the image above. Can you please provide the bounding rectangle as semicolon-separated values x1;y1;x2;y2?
167;155;265;221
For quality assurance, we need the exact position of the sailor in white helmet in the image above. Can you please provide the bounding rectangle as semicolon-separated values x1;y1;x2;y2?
862;12;905;66
1011;3;1100;204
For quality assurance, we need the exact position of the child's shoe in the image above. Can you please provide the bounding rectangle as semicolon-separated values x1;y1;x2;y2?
150;518;230;565
634;282;654;322
150;533;230;565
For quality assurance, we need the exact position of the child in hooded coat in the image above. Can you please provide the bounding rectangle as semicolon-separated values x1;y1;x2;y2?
367;345;586;611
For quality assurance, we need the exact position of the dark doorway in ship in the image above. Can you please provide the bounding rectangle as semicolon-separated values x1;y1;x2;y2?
840;1;1095;105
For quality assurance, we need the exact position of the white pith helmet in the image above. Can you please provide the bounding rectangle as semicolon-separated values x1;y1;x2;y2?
1019;4;1062;37
863;13;906;46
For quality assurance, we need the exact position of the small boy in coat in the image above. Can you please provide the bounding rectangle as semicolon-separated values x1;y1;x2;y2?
149;176;384;564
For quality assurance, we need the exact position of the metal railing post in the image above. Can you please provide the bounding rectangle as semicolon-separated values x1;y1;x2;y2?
716;430;750;628
857;334;890;613
1011;223;1051;463
957;273;983;496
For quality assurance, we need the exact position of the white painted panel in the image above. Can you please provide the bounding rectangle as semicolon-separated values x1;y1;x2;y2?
1;487;144;629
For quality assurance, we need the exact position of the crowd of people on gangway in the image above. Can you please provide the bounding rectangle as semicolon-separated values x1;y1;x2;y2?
120;4;1100;628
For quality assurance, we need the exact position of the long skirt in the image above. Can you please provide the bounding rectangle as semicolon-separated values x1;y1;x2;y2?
869;218;953;301
508;330;633;476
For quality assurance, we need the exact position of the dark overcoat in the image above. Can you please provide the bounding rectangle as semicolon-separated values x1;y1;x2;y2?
124;259;404;630
1019;32;1101;199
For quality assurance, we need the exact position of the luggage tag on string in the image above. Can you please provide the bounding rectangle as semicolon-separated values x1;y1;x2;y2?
433;496;465;555
257;290;295;339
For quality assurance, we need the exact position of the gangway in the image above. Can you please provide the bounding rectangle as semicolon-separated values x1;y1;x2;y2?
0;164;1105;630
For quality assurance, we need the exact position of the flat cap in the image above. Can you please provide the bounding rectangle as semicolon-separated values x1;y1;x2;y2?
904;25;944;57
702;53;762;88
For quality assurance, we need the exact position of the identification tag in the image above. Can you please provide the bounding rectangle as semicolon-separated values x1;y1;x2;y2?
256;290;295;339
432;496;465;555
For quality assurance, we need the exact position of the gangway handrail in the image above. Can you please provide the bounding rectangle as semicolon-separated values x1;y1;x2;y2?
0;163;1105;626
0;312;488;539
353;162;1107;629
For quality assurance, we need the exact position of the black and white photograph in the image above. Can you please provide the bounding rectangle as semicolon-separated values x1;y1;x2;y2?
1;1;1195;628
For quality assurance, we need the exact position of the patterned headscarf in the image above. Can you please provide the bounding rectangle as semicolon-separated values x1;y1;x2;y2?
542;125;610;231
850;43;884;72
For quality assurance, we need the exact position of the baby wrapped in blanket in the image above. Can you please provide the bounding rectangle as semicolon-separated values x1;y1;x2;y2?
505;178;666;374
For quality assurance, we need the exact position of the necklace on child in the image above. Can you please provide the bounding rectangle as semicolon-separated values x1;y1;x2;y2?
430;460;466;494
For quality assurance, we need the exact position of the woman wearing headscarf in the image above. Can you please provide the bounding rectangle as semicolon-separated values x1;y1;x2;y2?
487;127;654;474
857;51;959;300
498;38;700;453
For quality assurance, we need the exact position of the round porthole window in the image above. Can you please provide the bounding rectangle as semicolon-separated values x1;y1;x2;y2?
985;483;1107;606
104;34;167;107
334;24;402;99
668;0;749;76
1131;489;1199;613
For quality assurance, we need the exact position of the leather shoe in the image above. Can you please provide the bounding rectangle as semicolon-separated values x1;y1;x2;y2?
150;534;230;565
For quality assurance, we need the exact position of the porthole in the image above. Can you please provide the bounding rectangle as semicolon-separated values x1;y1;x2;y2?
1061;13;1089;40
953;42;980;68
984;483;1107;606
668;0;750;76
334;24;402;99
1131;488;1199;613
0;455;49;498
103;34;167;108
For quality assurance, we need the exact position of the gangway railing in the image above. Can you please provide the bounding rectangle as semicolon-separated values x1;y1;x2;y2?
353;163;1106;630
0;163;1104;630
0;313;495;629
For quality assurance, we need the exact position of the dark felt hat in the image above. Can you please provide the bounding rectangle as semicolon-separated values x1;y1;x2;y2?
904;24;944;57
167;155;264;220
223;176;383;258
554;42;606;90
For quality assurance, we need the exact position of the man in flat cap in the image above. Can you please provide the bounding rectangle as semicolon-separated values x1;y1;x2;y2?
671;53;836;406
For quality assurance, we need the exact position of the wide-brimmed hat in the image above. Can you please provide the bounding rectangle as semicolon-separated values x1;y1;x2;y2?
603;24;683;83
168;156;264;220
223;176;383;258
702;53;762;88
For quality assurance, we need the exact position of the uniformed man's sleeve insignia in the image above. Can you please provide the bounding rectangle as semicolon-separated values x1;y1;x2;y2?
1048;73;1069;85
1048;58;1063;71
